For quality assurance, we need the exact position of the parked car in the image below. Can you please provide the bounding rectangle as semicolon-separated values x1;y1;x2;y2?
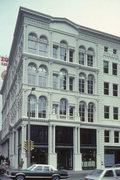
112;164;120;167
6;164;69;180
0;164;6;175
84;167;120;180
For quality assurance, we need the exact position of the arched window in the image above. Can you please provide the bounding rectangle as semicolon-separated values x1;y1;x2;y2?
79;46;86;65
87;48;94;67
79;101;86;121
60;69;67;90
88;74;94;94
38;65;47;87
79;73;86;93
28;33;38;54
39;36;48;56
38;96;47;118
27;95;37;117
60;40;67;61
88;102;95;122
28;63;37;85
60;98;67;115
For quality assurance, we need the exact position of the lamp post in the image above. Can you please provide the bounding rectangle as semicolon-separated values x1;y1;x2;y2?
27;87;36;167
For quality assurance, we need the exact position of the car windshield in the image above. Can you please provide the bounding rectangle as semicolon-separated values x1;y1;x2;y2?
89;169;103;177
27;165;36;171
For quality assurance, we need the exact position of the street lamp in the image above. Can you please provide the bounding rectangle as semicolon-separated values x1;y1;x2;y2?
27;87;36;167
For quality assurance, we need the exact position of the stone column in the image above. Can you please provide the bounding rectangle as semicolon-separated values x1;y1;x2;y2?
21;125;27;168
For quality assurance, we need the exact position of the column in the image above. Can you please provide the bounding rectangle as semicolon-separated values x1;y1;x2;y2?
48;31;52;57
48;125;57;168
73;127;82;171
23;24;28;52
21;125;27;168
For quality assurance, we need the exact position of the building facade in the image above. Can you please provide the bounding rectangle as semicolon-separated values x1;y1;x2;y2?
1;7;120;171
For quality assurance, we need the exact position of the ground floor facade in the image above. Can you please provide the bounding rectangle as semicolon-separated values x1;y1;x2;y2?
1;120;120;171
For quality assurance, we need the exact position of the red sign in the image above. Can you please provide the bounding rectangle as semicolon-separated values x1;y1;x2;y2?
0;56;9;66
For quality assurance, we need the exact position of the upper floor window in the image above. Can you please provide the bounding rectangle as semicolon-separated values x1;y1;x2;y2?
27;95;37;117
28;63;37;85
104;82;109;95
53;74;58;89
38;96;47;118
39;36;48;56
60;69;67;90
104;106;109;119
113;84;118;96
38;66;47;87
60;40;67;61
53;45;58;58
88;102;95;122
103;61;109;73
69;49;74;62
69;77;74;91
113;107;118;120
104;130;110;142
79;101;85;121
79;46;85;65
112;63;117;75
88;75;94;94
113;49;117;54
114;131;119;143
28;33;38;54
60;99;67;115
69;106;74;117
104;46;108;52
87;48;94;67
79;73;86;93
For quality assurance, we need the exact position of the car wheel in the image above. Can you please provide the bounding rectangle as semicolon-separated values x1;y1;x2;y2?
16;175;25;180
52;176;60;180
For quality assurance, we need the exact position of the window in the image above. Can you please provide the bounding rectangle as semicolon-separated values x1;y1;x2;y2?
104;46;108;52
113;84;118;96
87;48;94;67
38;66;47;87
114;131;119;143
69;106;74;117
60;99;67;115
27;95;37;117
28;33;38;54
79;101;85;121
52;104;58;114
88;75;94;94
103;61;109;73
88;102;94;122
39;36;48;56
104;170;114;177
79;46;85;65
113;49;117;54
60;69;67;90
28;63;37;85
112;63;117;75
38;96;47;118
69;77;74;91
104;130;110;142
69;49;74;62
104;82;109;95
53;45;58;58
113;107;118;120
104;106;109;119
79;73;85;93
53;74;58;89
60;41;67;61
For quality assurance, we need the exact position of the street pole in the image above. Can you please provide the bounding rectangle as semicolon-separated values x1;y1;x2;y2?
27;88;35;167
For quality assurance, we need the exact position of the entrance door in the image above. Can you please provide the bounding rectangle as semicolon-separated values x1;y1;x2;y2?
31;148;48;164
57;149;73;170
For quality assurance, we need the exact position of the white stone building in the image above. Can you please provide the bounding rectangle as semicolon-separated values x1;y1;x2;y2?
1;7;120;171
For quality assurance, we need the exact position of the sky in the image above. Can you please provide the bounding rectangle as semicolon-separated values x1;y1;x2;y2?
0;0;120;57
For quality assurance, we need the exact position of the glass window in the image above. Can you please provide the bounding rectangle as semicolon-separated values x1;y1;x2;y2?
60;41;67;61
88;102;94;122
79;73;85;93
104;170;114;177
79;46;85;65
104;82;109;95
113;84;118;96
113;107;118;120
112;63;117;75
53;45;58;58
103;61;109;73
53;74;58;89
87;55;93;66
104;130;110;142
69;106;74;117
60;70;67;90
52;104;58;114
38;66;47;87
27;95;37;117
104;106;109;119
79;101;85;121
88;75;94;94
69;49;74;62
114;131;119;143
28;33;38;54
60;99;67;115
104;46;108;52
113;49;117;54
39;36;48;56
69;77;74;91
28;63;37;85
38;96;47;118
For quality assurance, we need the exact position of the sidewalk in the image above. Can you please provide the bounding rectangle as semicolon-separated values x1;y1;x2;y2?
67;169;93;176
